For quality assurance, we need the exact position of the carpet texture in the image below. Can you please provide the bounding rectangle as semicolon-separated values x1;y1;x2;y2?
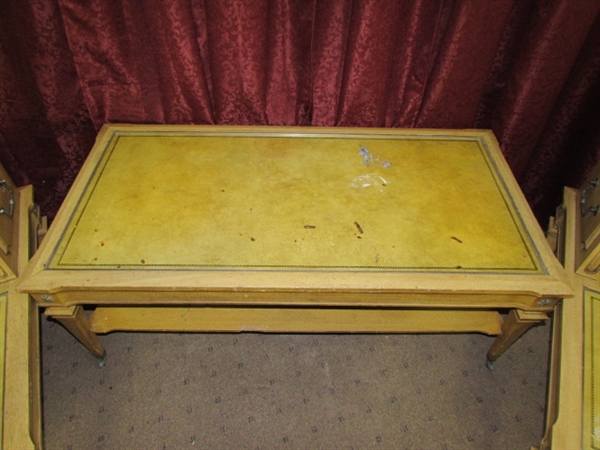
40;314;550;450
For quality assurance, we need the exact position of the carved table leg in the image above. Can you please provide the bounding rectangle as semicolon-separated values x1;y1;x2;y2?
45;306;106;362
486;309;548;367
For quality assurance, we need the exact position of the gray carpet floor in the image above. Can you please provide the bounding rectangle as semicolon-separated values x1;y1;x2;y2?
40;314;550;450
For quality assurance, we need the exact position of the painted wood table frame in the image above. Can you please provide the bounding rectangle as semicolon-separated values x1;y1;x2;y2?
1;165;42;449
18;125;572;367
537;159;600;450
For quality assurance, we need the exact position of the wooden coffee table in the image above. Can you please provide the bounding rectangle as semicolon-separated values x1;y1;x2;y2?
18;125;572;367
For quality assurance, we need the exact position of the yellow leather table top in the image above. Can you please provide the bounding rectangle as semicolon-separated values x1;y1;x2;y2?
20;125;572;313
50;128;538;273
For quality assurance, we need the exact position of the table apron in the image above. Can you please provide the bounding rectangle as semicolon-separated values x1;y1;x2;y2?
33;289;559;311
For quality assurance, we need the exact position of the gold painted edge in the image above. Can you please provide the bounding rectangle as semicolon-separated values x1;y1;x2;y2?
475;135;543;273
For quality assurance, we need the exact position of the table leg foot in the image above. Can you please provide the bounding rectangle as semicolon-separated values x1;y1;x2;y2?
486;309;548;362
485;359;495;371
45;305;106;359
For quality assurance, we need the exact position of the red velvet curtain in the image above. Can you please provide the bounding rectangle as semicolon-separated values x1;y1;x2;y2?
1;0;599;223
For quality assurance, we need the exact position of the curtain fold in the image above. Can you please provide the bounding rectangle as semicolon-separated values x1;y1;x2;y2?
0;0;96;216
488;0;600;178
414;0;516;129
1;0;598;222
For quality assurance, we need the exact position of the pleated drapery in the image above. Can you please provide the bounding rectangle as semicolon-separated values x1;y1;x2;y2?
1;0;599;222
